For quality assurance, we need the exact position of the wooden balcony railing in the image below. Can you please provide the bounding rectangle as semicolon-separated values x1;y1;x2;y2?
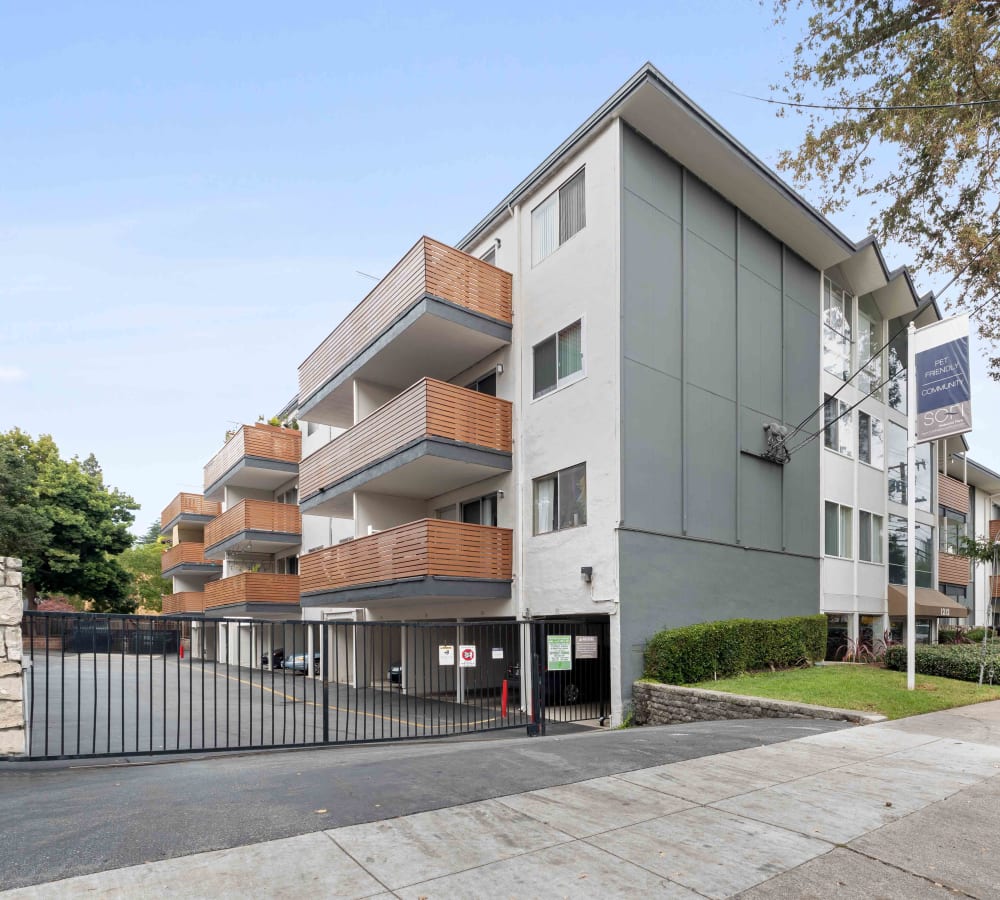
161;542;221;573
300;519;513;594
162;592;206;615
300;379;512;500
204;424;301;491
160;493;221;527
992;575;1000;598
298;238;513;403
938;552;970;586
991;520;999;543
938;474;969;514
203;573;300;610
204;500;301;549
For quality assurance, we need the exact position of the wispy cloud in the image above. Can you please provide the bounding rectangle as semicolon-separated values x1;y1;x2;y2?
0;367;26;383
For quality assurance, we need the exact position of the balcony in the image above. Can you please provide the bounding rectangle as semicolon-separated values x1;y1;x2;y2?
993;575;999;598
298;237;513;427
204;500;301;558
300;379;513;517
991;520;999;543
203;424;300;500
938;474;969;514
162;592;206;615
299;519;513;608
938;552;970;586
161;542;222;578
203;573;301;615
160;493;221;534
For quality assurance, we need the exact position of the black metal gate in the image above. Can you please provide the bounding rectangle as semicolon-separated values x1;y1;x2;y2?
18;612;610;760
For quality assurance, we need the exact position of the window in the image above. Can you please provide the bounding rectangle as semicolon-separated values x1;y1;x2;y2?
888;515;934;587
306;421;318;437
823;394;852;456
467;370;497;396
533;320;583;398
887;325;907;413
533;463;587;534
461;493;498;527
824;501;853;558
480;246;496;267
857;302;883;399
858;412;884;468
531;169;586;264
276;487;298;505
940;583;967;601
859;510;884;563
939;506;967;555
823;278;853;380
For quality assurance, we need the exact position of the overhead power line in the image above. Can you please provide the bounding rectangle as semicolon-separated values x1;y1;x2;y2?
734;91;1000;112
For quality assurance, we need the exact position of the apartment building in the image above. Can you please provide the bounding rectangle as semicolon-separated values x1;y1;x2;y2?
289;63;967;722
966;459;1000;627
159;491;222;614
158;64;990;719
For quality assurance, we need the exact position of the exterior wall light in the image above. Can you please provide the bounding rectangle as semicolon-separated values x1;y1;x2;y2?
581;566;593;583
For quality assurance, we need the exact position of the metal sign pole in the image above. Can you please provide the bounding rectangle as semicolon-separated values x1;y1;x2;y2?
906;322;917;691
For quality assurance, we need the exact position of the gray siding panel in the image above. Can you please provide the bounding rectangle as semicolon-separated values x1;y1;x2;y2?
618;530;819;692
686;234;736;400
619;125;820;658
622;191;682;377
622;360;683;534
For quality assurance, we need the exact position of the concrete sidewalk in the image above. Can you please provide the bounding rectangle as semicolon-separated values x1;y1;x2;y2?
6;703;1000;899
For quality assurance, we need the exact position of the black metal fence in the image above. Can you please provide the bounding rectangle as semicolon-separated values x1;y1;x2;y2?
19;612;610;760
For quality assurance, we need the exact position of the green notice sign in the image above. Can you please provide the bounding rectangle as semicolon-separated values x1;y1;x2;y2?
547;635;572;671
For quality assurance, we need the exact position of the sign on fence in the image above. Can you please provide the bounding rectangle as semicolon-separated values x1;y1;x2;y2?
547;635;572;671
459;645;477;668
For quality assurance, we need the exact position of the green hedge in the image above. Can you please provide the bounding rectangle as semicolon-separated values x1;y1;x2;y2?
885;644;1000;683
643;615;827;685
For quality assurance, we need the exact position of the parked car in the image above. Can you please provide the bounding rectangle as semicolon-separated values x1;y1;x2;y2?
284;651;321;675
262;648;284;669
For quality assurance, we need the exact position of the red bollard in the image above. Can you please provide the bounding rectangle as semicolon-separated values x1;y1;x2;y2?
179;643;184;659
501;679;508;718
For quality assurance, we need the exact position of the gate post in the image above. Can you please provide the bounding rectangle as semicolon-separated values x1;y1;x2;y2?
0;557;26;756
321;623;329;743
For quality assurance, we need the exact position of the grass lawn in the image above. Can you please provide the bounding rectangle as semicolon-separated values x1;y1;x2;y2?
689;664;1000;720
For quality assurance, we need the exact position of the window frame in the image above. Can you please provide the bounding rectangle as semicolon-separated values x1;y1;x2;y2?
857;410;884;470
823;394;853;457
938;505;967;556
824;500;854;560
858;509;884;564
532;463;587;536
532;318;585;400
823;277;853;381
530;167;586;266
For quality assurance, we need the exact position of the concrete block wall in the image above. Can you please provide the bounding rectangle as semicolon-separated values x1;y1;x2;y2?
0;557;25;755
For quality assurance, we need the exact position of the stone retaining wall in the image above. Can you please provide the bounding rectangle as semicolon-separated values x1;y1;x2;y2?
632;680;885;727
0;557;25;755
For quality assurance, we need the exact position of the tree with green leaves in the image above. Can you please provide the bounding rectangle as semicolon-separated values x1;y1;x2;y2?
956;534;999;684
0;428;139;613
771;1;1000;374
118;538;171;612
138;518;162;545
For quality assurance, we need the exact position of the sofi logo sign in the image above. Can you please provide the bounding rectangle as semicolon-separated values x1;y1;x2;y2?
914;315;972;442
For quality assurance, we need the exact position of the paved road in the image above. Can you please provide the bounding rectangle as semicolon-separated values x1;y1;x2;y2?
0;718;845;889
6;704;1000;898
22;653;534;757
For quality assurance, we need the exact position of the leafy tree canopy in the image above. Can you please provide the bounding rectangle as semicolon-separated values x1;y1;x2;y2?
772;1;1000;374
118;538;170;612
0;428;139;613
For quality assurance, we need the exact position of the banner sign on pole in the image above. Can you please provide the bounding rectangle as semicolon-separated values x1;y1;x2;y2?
913;315;972;442
546;635;572;671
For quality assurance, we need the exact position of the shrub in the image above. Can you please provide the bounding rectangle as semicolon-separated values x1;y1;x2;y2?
885;644;1000;683
643;615;827;685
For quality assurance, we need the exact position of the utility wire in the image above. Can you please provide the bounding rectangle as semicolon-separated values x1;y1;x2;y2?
785;231;1000;443
734;91;1000;112
785;287;1000;458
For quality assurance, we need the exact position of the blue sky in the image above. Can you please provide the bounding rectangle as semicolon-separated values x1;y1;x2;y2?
3;1;998;537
